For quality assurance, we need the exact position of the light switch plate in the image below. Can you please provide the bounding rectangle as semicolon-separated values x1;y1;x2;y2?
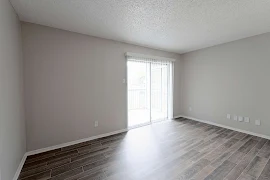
238;116;243;122
244;117;250;123
227;114;231;119
255;120;261;126
189;107;192;111
234;115;238;121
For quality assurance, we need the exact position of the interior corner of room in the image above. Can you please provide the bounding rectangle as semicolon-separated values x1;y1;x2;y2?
2;0;270;179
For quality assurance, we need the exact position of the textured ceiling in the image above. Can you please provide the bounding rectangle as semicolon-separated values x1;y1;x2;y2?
11;0;270;53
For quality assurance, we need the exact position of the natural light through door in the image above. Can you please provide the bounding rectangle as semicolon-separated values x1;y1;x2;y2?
127;54;173;128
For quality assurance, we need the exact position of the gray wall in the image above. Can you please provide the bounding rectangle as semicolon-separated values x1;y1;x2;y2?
181;32;270;137
0;0;26;179
22;23;182;151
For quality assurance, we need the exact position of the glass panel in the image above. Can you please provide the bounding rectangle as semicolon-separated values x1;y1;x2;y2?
128;61;150;127
151;63;168;121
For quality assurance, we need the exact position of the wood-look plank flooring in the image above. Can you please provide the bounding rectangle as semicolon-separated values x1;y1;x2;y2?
19;118;270;180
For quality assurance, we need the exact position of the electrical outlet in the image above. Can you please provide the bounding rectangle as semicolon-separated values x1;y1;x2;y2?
94;121;98;127
238;116;243;122
255;120;261;126
189;107;192;111
227;114;231;119
233;115;238;121
244;117;250;123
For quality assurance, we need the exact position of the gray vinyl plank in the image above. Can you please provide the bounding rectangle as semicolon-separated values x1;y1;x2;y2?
257;158;270;180
78;171;107;180
51;154;105;176
209;136;252;167
226;151;246;164
237;174;256;180
49;167;83;180
241;135;253;142
233;132;247;140
177;158;210;180
227;139;259;164
256;138;268;150
224;138;267;180
19;170;51;180
257;140;270;158
141;149;200;179
190;166;215;180
204;160;236;180
24;150;78;169
244;156;268;178
238;139;259;154
26;149;61;164
83;157;117;172
65;167;105;180
19;158;71;179
71;147;110;162
17;119;270;180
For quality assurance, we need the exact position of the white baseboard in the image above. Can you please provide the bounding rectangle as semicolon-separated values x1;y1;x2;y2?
179;115;270;140
26;128;128;156
13;154;27;180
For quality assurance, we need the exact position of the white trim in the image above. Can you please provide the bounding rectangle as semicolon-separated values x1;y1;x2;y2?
26;129;128;156
13;154;27;180
178;115;270;140
168;62;174;119
125;52;175;62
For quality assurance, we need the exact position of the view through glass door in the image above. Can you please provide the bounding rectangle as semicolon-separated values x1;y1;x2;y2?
151;63;169;122
127;60;171;128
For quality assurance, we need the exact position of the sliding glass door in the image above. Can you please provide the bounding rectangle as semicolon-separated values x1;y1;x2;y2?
127;58;172;128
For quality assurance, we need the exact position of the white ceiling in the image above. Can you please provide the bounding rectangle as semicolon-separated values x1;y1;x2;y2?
11;0;270;54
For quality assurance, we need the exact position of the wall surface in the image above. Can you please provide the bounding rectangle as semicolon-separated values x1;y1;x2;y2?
22;23;182;151
181;32;270;137
0;0;26;179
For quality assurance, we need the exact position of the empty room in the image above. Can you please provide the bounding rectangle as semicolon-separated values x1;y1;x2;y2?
1;0;270;180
